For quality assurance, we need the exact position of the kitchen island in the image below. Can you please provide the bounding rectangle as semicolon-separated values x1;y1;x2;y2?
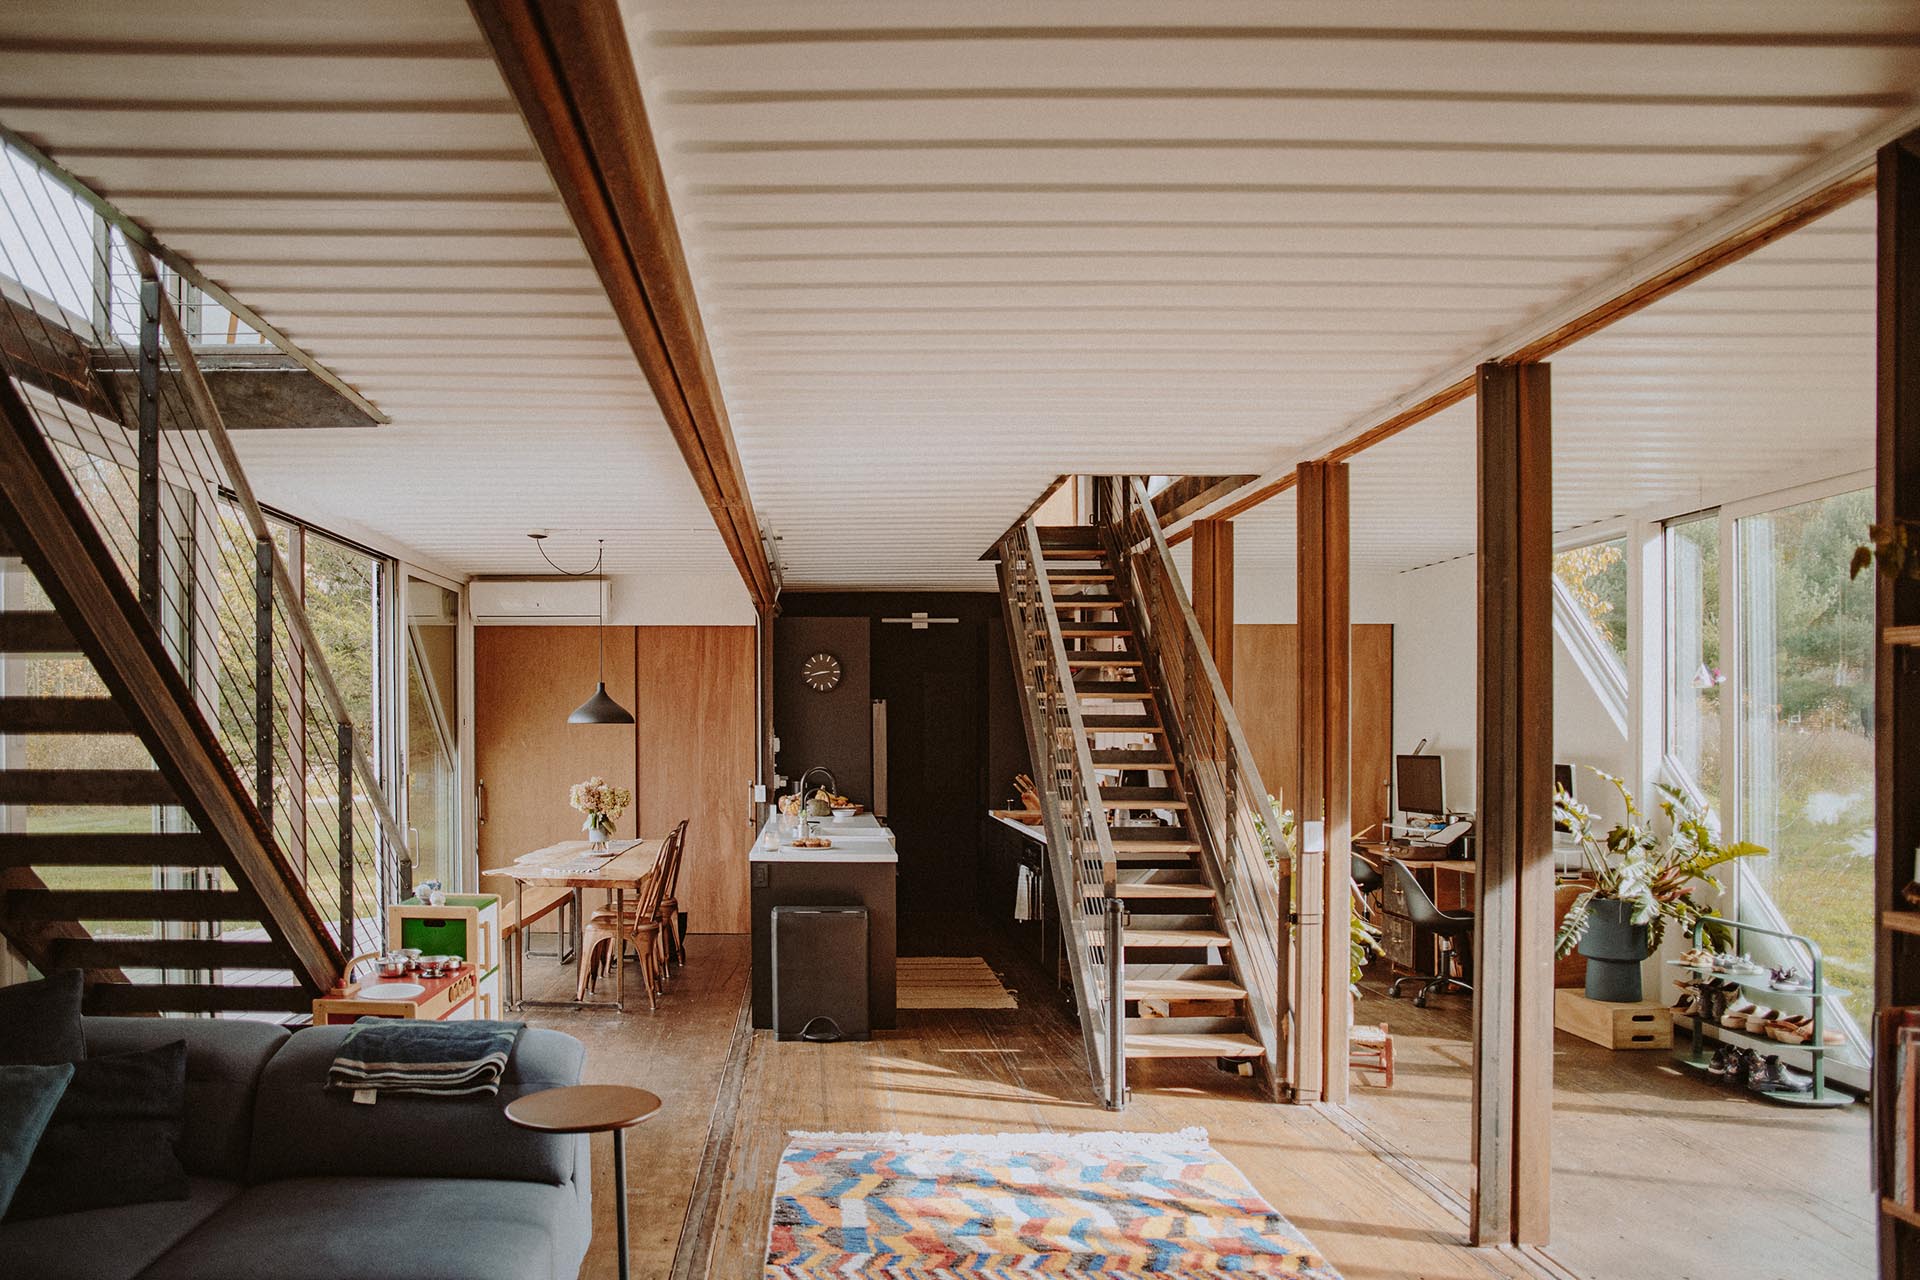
750;811;897;1032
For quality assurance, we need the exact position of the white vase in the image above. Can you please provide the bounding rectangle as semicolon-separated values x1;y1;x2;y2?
584;818;611;849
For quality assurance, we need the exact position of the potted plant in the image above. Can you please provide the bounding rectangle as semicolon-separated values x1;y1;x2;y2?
1554;769;1764;1002
568;775;631;849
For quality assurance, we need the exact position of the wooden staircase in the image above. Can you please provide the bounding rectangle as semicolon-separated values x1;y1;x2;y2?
0;376;339;1015
1036;525;1266;1066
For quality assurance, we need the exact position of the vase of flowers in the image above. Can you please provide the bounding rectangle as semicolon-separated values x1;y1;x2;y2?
568;775;631;849
1555;769;1764;1001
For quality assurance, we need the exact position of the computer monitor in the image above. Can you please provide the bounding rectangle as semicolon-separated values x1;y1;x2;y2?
1553;762;1576;834
1396;753;1446;818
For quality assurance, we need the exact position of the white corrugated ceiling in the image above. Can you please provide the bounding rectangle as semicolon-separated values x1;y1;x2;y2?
1235;192;1875;576
0;0;737;579
623;0;1916;587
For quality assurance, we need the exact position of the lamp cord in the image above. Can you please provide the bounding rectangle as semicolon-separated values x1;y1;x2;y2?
530;536;607;681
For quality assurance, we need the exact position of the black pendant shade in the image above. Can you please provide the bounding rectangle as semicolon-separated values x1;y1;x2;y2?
569;681;635;725
533;534;635;726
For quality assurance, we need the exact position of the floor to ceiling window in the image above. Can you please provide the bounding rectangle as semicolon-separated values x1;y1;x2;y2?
1665;512;1723;815
403;577;459;889
1733;487;1874;1002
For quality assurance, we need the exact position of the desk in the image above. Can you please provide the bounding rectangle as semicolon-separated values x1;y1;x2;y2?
483;837;665;1012
1354;841;1476;979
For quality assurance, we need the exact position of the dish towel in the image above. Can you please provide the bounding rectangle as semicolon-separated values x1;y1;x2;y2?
1014;864;1039;922
327;1018;525;1100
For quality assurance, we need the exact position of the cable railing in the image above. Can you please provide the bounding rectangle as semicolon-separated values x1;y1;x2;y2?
995;518;1127;1109
1102;475;1290;1088
0;140;407;975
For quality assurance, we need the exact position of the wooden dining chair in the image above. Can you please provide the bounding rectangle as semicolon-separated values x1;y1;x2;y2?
577;840;673;1008
653;818;690;974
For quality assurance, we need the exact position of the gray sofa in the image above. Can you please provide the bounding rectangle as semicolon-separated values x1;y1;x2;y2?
2;1017;592;1280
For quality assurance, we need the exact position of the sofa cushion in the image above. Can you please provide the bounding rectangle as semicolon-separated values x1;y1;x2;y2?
7;1040;189;1222
0;1174;239;1280
84;1016;288;1181
142;1176;592;1280
0;971;85;1066
0;1063;73;1217
250;1026;584;1187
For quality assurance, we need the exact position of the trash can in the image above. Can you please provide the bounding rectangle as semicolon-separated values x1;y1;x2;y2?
772;905;870;1042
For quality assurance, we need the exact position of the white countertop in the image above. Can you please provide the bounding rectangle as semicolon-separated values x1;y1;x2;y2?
991;812;1047;844
749;811;899;863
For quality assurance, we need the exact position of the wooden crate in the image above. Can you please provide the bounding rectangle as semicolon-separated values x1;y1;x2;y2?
1553;989;1673;1050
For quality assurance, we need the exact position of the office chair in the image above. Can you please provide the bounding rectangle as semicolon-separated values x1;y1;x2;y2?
1350;852;1383;916
1383;857;1474;1009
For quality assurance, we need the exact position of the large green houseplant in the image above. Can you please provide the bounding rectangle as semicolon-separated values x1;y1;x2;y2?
1554;769;1765;1001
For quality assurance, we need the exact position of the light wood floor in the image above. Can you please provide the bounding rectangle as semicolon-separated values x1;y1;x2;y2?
1348;972;1872;1280
528;920;1544;1280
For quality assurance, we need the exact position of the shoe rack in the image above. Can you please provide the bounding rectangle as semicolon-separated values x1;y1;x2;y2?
1671;913;1853;1108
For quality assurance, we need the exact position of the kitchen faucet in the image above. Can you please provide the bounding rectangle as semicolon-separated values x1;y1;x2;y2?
795;766;837;802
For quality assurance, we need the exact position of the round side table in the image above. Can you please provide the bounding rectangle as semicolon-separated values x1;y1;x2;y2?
506;1084;662;1280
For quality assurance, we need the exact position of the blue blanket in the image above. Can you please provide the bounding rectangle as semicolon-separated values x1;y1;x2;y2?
328;1019;525;1098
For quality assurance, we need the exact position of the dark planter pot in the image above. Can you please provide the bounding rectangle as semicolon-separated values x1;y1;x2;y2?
1578;898;1650;1002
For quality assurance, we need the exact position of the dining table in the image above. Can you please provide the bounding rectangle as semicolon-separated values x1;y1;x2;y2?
482;836;666;1012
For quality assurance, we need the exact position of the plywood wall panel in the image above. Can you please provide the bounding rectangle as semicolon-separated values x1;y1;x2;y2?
635;625;756;934
474;625;638;874
1233;622;1393;830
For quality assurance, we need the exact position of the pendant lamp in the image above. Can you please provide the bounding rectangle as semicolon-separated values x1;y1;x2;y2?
531;534;634;725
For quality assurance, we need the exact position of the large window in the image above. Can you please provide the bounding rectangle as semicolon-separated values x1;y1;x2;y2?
1734;489;1874;999
1665;513;1723;815
1554;536;1630;665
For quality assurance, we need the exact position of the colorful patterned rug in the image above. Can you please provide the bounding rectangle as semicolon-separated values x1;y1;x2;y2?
764;1127;1343;1278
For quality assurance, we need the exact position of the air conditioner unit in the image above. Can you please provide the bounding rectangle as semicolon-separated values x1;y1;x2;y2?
470;577;608;625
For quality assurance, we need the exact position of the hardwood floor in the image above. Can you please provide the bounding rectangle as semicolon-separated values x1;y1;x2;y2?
1348;972;1872;1280
529;919;1542;1280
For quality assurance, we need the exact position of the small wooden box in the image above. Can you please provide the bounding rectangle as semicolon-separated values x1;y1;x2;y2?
1554;989;1673;1050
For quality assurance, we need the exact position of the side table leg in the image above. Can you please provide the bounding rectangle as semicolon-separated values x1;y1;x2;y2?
613;1127;630;1280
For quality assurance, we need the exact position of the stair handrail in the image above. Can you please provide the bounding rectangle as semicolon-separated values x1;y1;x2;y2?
127;245;412;898
1103;476;1290;1090
996;519;1127;1108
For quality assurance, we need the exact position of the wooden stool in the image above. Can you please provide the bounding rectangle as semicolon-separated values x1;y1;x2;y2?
1350;1022;1395;1086
506;1084;661;1280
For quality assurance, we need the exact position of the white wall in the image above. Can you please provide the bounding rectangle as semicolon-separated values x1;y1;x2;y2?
1387;555;1630;826
605;570;757;626
1234;562;1399;624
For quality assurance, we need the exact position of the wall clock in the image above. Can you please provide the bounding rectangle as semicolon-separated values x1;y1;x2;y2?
801;651;843;692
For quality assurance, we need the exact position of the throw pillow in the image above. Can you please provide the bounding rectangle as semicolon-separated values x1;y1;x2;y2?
4;1040;188;1221
0;970;85;1066
0;1063;74;1218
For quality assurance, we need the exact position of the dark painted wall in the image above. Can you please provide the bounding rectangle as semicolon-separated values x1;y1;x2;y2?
772;615;872;806
776;593;1030;913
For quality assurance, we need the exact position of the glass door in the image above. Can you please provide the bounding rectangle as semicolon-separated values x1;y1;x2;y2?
403;577;460;890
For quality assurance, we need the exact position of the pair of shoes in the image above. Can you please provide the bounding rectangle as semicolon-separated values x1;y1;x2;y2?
1706;1045;1744;1079
1679;946;1717;969
1720;998;1772;1031
1764;1015;1845;1046
1746;1051;1814;1094
1768;965;1809;992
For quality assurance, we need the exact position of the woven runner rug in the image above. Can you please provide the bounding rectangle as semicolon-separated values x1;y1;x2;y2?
895;956;1018;1009
763;1127;1343;1278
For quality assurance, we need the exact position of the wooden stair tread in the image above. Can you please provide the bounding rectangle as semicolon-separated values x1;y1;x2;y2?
82;982;312;1015
1093;882;1216;900
1060;625;1133;638
0;612;76;653
4;888;258;922
1065;655;1142;667
0;769;170;805
0;832;217;867
1125;977;1246;1000
0;696;130;734
48;937;289;970
1123;926;1231;947
1124;1031;1265;1059
1041;546;1109;560
1112;839;1201;854
1045;569;1114;581
1090;749;1170;765
1052;597;1122;610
